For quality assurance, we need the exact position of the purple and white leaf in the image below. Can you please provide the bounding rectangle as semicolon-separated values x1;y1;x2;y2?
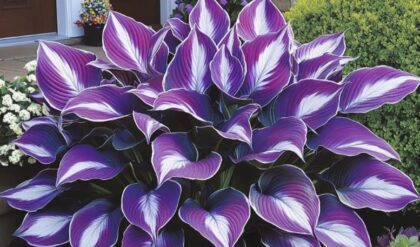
268;79;342;130
36;41;101;110
339;66;420;113
0;169;62;212
220;26;246;67
15;209;72;247
294;32;346;63
56;144;127;186
238;28;291;106
14;124;67;164
22;116;56;131
210;45;245;96
62;84;141;122
121;181;181;239
70;199;123;247
232;117;307;164
179;188;250;247
321;156;419;211
151;132;222;185
163;27;217;93
130;75;163;107
149;28;170;74
307;117;400;161
103;11;154;75
122;225;184;247
189;0;230;43
215;104;260;145
296;54;354;81
236;0;286;41
154;89;222;124
88;58;141;85
133;111;169;144
261;227;320;247
249;165;319;235
315;194;371;247
112;129;142;150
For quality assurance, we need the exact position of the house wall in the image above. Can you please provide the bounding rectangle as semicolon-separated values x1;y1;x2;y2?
57;0;176;38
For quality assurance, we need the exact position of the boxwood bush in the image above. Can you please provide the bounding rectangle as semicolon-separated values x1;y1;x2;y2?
286;0;419;212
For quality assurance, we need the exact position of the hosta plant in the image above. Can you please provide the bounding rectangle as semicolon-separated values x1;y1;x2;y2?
1;0;419;246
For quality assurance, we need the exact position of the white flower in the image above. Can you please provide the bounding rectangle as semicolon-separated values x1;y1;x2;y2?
9;123;23;135
3;112;17;124
24;60;37;72
13;76;20;81
27;157;37;164
28;103;42;115
12;91;28;102
19;109;31;120
27;87;36;94
0;78;5;87
0;107;7;113
9;150;23;164
0;145;12;155
2;94;13;107
27;74;37;83
42;104;50;115
10;104;21;113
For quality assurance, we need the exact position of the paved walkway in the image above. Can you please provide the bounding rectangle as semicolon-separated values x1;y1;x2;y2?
0;38;107;80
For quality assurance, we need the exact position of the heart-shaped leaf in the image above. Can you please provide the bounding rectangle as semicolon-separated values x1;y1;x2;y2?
236;0;286;41
70;199;123;247
249;165;319;235
121;181;182;239
189;0;230;43
179;188;250;247
122;225;184;247
151;132;222;185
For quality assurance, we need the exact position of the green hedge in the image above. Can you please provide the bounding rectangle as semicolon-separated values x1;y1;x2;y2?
286;0;419;212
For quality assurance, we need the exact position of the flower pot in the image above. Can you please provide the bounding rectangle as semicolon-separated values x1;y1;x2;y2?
83;24;104;46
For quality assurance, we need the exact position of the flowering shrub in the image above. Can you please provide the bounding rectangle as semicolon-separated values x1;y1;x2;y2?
173;0;247;22
75;0;112;27
1;0;419;246
0;61;44;166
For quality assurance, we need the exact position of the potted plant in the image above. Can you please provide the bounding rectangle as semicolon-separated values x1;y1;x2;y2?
75;0;112;46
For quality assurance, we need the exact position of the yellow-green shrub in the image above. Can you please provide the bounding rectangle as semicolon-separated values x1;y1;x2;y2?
286;0;419;212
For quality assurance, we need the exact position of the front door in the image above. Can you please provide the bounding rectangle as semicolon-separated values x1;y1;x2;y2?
0;0;57;38
112;0;160;27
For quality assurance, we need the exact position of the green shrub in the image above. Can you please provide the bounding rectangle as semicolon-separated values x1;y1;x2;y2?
286;0;419;212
